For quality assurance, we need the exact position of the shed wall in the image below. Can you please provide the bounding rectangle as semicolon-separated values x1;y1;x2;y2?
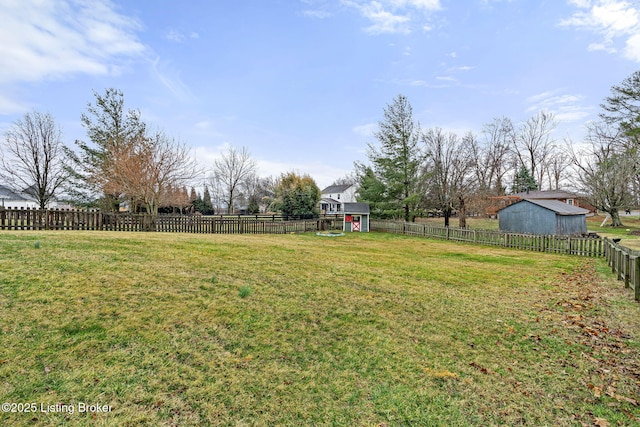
499;203;557;235
556;215;587;235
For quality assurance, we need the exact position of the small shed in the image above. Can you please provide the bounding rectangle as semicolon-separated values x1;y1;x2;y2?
343;203;370;232
498;199;589;235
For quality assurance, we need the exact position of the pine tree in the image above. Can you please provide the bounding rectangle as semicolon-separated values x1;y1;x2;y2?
361;94;424;221
511;166;538;194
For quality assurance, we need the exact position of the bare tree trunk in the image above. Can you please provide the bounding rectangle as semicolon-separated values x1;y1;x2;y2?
610;209;623;227
458;196;467;228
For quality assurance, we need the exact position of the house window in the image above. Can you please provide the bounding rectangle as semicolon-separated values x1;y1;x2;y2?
567;199;574;205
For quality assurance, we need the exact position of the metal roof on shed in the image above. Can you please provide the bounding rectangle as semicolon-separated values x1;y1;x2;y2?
499;198;589;215
343;202;370;214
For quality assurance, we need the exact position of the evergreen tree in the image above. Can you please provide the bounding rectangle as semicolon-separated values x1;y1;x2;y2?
511;166;538;194
203;186;214;214
360;94;424;221
64;88;146;211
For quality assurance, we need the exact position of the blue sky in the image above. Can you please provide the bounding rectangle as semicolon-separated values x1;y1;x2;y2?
1;0;639;189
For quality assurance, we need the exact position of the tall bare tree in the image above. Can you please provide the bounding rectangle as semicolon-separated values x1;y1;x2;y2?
478;117;515;194
546;150;570;191
514;111;557;190
1;111;67;209
568;122;634;227
211;146;257;214
422;128;474;227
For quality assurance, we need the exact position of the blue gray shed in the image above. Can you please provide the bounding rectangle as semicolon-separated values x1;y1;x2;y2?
498;199;589;235
343;203;370;232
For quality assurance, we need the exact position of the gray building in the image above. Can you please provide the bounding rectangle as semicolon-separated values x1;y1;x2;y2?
343;203;370;232
498;199;589;235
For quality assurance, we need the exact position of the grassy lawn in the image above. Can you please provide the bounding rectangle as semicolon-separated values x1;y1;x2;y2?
1;231;639;426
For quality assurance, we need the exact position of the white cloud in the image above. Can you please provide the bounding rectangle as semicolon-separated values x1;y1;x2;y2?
0;0;145;85
447;65;475;72
526;90;593;122
353;122;378;136
302;9;332;18
341;0;441;34
192;145;349;189
150;57;196;103
561;0;640;62
0;94;30;115
166;29;200;42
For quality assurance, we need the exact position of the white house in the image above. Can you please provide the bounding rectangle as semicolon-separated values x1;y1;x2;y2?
320;184;357;214
0;184;39;208
0;184;59;209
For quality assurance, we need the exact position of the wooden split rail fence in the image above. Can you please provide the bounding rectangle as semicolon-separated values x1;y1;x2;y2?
0;208;340;234
603;238;640;301
2;209;639;301
372;220;640;301
371;221;604;256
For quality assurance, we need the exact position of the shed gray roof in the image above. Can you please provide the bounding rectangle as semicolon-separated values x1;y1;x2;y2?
321;184;354;194
343;202;370;214
500;198;589;215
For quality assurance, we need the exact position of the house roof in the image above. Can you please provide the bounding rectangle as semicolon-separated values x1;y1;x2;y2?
511;190;579;199
499;198;589;215
321;184;353;194
0;184;29;201
320;197;340;204
343;202;370;214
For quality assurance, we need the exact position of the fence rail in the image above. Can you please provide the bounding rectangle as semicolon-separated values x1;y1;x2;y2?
371;220;604;257
2;209;638;301
372;220;640;301
603;238;640;301
0;208;341;234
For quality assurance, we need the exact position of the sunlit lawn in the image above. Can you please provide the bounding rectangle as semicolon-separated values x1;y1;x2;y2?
0;230;639;426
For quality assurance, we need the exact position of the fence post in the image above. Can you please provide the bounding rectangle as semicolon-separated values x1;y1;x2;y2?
624;252;631;288
635;256;640;301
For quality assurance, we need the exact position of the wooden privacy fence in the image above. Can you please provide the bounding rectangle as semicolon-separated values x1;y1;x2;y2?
371;220;605;257
0;208;340;234
603;238;640;301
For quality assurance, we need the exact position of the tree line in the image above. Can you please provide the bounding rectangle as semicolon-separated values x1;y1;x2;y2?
355;94;561;226
356;71;640;228
4;71;640;224
0;88;321;218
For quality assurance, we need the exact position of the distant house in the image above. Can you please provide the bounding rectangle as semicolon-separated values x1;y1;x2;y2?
488;190;595;217
0;184;59;209
498;199;589;235
320;184;357;214
0;184;38;209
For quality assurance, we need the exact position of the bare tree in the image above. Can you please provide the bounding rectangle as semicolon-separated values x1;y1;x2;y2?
568;122;634;227
105;131;198;215
478;117;515;194
546;149;570;191
331;172;357;187
1;111;67;209
422;128;474;227
211;146;257;214
514;111;557;190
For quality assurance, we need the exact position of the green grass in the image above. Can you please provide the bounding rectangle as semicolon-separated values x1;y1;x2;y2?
1;231;639;426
